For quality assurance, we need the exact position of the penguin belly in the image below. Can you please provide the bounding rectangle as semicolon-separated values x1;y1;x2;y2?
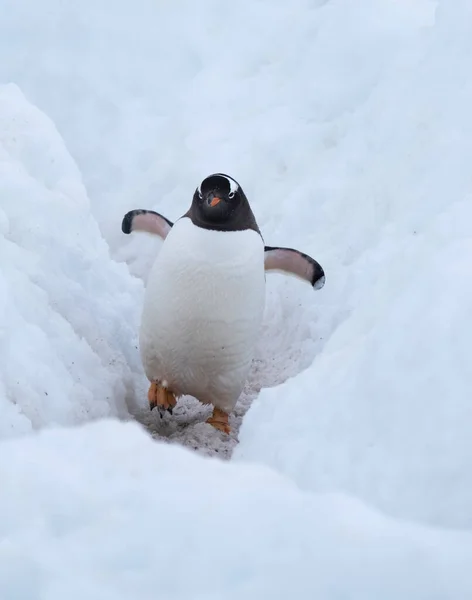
139;217;266;413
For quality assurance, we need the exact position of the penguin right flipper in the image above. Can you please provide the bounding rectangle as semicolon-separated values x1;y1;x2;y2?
264;246;325;290
121;209;174;240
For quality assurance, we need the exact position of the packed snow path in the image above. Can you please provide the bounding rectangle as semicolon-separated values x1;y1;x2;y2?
135;308;321;458
137;363;286;459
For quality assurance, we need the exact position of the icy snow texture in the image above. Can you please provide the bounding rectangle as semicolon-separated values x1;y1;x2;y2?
1;419;472;600
0;0;472;593
236;0;472;531
0;84;144;437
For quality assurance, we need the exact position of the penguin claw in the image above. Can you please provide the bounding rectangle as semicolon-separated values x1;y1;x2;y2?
206;407;231;435
157;406;173;419
148;382;177;413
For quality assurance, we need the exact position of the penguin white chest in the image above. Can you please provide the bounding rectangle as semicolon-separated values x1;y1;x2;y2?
139;217;266;412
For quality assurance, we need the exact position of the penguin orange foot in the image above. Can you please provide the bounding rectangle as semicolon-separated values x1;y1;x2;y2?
148;381;176;412
206;407;231;434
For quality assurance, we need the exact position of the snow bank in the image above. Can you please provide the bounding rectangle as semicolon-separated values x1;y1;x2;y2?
236;0;472;530
0;419;471;600
0;84;144;438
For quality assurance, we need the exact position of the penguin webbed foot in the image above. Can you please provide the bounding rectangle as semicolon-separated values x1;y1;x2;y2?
148;381;177;413
206;407;231;435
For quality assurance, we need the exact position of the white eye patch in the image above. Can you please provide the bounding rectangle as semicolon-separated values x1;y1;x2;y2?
197;173;239;197
223;174;239;195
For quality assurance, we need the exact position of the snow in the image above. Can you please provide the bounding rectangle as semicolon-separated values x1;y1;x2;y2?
235;0;472;531
0;83;144;436
1;0;472;595
1;419;472;600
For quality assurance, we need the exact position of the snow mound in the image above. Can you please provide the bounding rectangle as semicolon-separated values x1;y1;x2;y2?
236;0;472;530
0;419;471;600
0;84;144;438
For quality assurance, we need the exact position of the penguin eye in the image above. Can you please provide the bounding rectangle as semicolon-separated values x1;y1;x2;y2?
228;191;235;199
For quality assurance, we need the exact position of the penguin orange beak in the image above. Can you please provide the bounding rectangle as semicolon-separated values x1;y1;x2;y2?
209;197;221;207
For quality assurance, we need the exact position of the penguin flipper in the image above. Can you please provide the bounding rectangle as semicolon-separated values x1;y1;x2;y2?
121;209;174;240
264;246;325;290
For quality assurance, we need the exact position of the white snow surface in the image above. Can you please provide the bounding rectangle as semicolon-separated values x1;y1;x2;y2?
235;0;472;531
0;83;144;437
1;0;472;595
1;419;472;600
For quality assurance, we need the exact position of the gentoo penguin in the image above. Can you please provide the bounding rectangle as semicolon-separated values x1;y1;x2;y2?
122;173;325;434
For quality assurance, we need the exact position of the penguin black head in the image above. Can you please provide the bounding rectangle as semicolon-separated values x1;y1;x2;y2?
188;173;260;234
194;174;244;224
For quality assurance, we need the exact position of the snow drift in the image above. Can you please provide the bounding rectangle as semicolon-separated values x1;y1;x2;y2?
236;0;472;531
0;84;144;437
0;419;471;600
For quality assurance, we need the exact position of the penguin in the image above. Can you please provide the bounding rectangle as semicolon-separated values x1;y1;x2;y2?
122;173;325;434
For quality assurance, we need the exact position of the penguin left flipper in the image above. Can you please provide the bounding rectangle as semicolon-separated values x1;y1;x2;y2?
264;246;325;290
122;209;174;240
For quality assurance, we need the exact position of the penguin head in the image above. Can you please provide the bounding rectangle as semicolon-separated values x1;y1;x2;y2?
192;173;247;226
